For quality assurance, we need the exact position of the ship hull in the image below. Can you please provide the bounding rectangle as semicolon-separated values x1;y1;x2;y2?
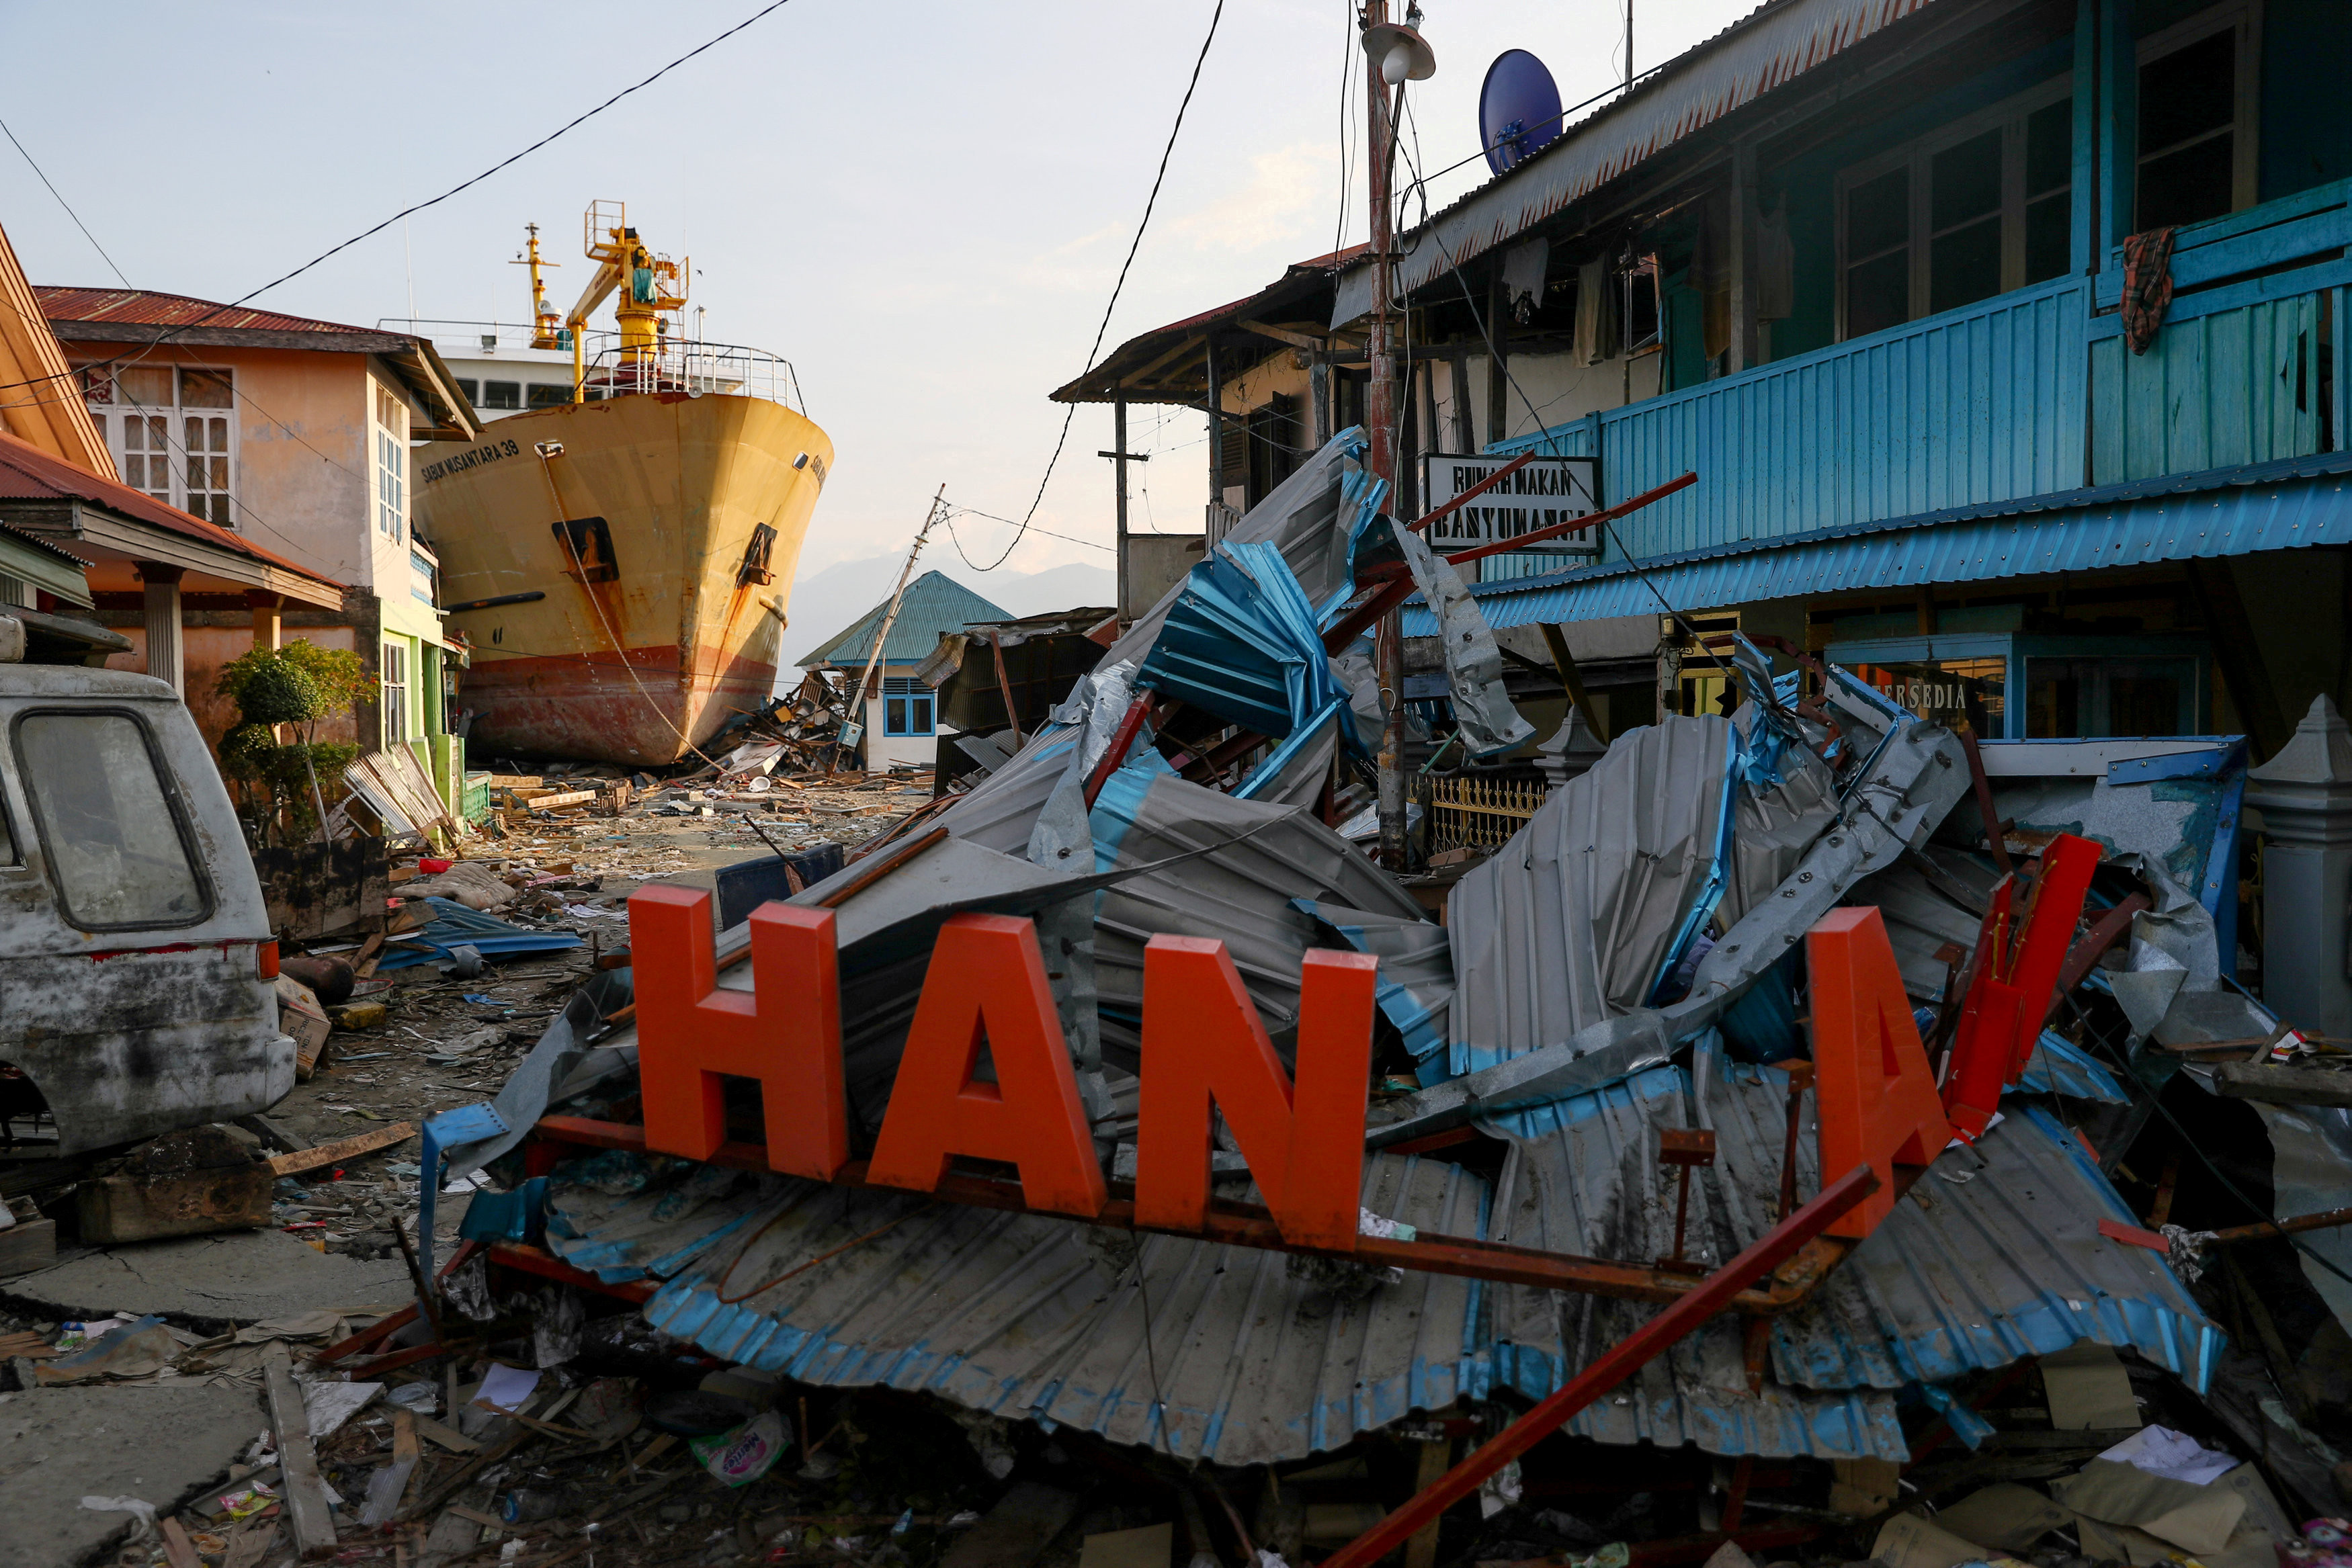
417;392;831;767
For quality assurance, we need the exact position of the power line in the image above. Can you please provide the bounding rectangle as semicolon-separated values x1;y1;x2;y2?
961;0;1226;572
942;507;1114;556
0;0;800;396
0;118;130;290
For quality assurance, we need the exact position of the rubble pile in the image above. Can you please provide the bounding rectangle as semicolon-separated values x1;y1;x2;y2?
16;431;2352;1568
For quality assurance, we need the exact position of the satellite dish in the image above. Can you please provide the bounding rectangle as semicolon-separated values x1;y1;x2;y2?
1480;50;1563;176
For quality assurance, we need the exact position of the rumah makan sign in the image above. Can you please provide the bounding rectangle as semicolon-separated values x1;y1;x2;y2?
618;869;2086;1250
1417;453;1600;557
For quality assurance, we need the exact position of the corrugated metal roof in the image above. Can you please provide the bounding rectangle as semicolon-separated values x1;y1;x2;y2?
36;285;381;337
1332;0;1944;325
546;1149;1489;1466
0;428;343;590
0;521;93;607
1486;1053;2221;1415
1402;455;2352;633
801;571;1013;670
1447;717;1731;1077
1090;760;1425;1059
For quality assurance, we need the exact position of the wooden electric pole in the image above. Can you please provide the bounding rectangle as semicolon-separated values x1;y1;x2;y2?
1368;0;1406;872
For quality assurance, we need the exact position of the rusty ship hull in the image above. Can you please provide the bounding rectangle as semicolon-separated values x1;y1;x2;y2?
417;390;831;767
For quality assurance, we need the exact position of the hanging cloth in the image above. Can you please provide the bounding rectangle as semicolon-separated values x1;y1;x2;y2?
2121;226;2178;355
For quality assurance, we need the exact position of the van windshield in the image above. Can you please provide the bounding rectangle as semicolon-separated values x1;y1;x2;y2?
16;712;206;928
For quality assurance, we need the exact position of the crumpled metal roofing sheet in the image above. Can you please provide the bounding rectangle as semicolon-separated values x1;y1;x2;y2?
1446;717;1730;1077
1139;541;1347;742
1089;760;1424;1055
1486;1053;2221;1417
1401;456;2352;634
1333;0;1940;323
1298;899;1454;1074
544;1149;1488;1466
2017;1033;2129;1105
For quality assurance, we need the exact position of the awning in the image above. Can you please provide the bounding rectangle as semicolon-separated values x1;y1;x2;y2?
0;522;92;607
1402;452;2352;633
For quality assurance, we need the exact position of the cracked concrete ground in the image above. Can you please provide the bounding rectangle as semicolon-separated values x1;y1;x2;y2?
0;1383;262;1568
2;1228;411;1330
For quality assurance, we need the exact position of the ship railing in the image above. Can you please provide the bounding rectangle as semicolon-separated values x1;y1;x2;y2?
582;341;808;415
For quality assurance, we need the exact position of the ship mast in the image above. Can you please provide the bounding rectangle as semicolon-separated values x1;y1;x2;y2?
515;223;564;351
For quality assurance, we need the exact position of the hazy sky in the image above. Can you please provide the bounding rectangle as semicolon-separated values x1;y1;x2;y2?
0;0;1759;601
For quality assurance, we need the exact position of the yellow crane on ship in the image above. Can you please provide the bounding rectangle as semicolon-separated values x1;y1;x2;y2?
515;201;689;402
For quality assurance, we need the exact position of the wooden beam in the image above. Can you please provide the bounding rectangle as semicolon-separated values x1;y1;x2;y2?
264;1342;340;1558
1235;319;1327;353
267;1121;417;1176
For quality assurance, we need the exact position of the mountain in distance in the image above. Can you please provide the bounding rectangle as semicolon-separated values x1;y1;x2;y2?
774;552;1116;673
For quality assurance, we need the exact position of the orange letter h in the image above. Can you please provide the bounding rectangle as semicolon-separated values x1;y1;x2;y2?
626;885;849;1179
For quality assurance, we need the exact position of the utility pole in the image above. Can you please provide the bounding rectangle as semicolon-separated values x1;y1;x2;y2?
1366;1;1406;871
831;483;946;776
1099;398;1149;624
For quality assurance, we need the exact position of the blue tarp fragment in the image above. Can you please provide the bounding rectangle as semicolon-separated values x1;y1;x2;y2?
375;896;584;970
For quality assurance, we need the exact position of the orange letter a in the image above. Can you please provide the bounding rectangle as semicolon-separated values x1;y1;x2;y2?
866;913;1107;1219
1808;905;1953;1240
1134;937;1377;1250
628;886;849;1179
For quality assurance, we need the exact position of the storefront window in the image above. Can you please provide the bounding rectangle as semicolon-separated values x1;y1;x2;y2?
1848;657;2007;732
2025;656;2196;737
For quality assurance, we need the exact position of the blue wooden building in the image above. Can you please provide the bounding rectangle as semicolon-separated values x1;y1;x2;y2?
1291;0;2352;759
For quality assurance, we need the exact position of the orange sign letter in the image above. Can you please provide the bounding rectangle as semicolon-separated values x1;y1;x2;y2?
1808;906;1953;1239
628;886;849;1178
1134;937;1377;1250
866;913;1108;1219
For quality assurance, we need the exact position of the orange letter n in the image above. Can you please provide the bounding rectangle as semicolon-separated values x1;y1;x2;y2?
866;913;1108;1219
1134;937;1378;1250
627;885;849;1179
1808;905;1953;1240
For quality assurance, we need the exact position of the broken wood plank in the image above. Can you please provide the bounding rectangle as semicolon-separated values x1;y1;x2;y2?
263;1341;339;1558
2214;1062;2352;1108
268;1122;417;1176
160;1516;203;1568
526;790;600;813
412;1413;480;1454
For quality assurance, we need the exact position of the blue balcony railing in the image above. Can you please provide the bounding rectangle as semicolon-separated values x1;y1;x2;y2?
1486;178;2352;579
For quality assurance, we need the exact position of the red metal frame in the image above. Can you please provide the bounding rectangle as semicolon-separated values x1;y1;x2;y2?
526;1115;1858;1313
1314;1163;1880;1568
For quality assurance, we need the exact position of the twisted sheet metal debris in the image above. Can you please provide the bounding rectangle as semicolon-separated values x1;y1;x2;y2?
546;1150;1488;1466
1484;1052;2220;1434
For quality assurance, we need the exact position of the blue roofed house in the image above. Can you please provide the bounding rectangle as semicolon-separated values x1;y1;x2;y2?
799;570;1011;771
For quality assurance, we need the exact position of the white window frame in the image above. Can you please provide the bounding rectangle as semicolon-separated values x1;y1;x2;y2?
2134;1;2262;232
382;640;409;746
79;364;241;527
1835;75;2076;341
374;382;408;544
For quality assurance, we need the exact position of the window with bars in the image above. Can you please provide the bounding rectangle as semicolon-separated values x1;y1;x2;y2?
80;365;237;525
376;385;407;543
1838;80;2074;340
882;676;934;737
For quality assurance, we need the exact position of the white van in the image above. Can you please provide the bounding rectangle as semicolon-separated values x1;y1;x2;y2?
0;609;294;1156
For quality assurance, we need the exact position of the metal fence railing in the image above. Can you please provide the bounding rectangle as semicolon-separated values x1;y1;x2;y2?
1423;774;1545;853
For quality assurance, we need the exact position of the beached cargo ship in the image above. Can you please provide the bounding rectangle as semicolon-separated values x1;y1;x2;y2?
411;204;831;767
